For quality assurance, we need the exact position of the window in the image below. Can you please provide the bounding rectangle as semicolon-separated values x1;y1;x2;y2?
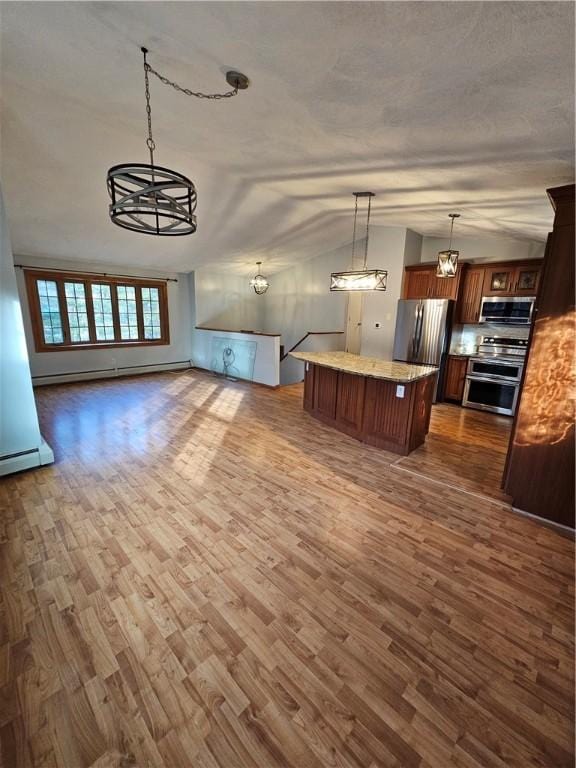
25;270;169;352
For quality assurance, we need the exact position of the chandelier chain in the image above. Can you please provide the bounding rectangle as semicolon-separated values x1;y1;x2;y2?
145;62;239;100
351;194;359;264
364;194;372;269
142;50;156;167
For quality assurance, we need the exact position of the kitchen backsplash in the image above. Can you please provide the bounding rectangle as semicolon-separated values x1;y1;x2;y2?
450;323;530;355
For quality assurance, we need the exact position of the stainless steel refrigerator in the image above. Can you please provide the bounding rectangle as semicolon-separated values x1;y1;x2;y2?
392;299;453;401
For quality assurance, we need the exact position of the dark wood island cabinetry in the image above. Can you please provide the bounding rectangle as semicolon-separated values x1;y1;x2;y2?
291;352;437;455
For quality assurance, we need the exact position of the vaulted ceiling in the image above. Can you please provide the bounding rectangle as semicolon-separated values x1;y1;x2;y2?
1;1;574;273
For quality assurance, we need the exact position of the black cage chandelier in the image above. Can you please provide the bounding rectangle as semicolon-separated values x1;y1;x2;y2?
437;213;461;278
107;48;249;236
330;192;388;291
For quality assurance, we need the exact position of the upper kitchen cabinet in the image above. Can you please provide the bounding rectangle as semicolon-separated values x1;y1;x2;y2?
513;265;542;296
403;266;432;299
482;261;542;297
456;266;485;323
403;264;461;300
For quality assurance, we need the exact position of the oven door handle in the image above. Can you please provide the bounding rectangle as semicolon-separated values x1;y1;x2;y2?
466;375;518;385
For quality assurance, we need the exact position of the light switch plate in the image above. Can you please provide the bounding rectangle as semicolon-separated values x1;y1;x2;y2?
396;384;405;398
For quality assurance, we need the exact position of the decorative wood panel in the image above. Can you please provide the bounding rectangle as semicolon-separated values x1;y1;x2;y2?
335;371;365;437
457;266;485;323
362;378;410;449
408;374;435;451
312;365;339;420
443;355;468;402
504;185;575;528
303;363;314;411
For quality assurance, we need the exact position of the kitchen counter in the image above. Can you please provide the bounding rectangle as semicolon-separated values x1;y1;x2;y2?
293;352;437;456
290;351;437;382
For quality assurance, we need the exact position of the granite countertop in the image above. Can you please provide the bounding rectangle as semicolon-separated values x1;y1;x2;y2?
290;351;438;383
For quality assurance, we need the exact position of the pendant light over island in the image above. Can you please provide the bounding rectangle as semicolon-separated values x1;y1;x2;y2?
330;192;388;292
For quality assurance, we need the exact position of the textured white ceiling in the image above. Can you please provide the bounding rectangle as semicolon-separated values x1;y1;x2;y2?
1;1;574;273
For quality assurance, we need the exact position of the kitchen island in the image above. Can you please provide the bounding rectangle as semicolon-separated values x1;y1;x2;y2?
290;351;438;455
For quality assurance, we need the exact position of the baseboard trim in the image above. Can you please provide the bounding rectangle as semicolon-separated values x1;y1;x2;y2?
0;437;54;476
510;505;575;539
32;360;193;387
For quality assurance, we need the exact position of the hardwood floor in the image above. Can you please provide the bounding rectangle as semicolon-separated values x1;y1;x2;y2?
395;403;512;503
0;371;573;768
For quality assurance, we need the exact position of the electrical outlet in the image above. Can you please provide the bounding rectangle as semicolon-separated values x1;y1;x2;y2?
396;384;405;398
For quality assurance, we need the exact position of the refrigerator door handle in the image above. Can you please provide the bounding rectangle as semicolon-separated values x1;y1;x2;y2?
413;302;424;360
410;303;420;360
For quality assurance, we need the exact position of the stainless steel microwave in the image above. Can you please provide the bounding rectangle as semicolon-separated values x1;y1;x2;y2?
479;296;536;325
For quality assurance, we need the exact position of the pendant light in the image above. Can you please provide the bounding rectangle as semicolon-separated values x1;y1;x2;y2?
250;262;269;295
107;48;249;236
437;213;461;278
330;192;387;291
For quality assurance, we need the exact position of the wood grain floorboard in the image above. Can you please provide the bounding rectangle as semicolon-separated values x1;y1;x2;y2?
0;371;573;768
394;404;512;502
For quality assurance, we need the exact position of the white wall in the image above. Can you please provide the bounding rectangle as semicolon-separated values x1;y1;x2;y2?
420;235;545;264
360;227;422;359
0;184;53;473
261;243;350;350
15;254;194;384
194;269;264;331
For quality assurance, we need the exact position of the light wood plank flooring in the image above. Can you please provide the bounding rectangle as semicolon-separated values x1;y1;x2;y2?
0;371;573;768
395;403;512;503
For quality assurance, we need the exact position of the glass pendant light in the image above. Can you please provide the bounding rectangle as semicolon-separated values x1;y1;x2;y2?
330;192;387;291
250;262;269;295
437;213;461;278
107;48;249;236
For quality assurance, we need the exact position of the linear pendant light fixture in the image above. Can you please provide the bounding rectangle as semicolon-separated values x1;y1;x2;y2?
107;48;249;236
437;213;461;278
330;192;387;291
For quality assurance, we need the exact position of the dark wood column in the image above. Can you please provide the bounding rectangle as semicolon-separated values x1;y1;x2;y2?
504;184;575;528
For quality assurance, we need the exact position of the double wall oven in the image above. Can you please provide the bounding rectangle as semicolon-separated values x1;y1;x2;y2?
463;337;528;416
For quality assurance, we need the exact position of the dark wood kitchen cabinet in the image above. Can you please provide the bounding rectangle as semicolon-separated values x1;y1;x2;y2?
482;262;542;297
403;266;433;299
456;266;485;323
403;264;461;300
301;357;437;455
443;355;468;402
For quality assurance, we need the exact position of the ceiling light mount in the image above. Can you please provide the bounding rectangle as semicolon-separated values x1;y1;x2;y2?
226;71;250;90
107;47;249;236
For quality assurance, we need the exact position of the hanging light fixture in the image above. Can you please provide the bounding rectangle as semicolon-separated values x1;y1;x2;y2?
437;213;461;278
250;262;269;295
107;48;249;236
330;192;387;291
